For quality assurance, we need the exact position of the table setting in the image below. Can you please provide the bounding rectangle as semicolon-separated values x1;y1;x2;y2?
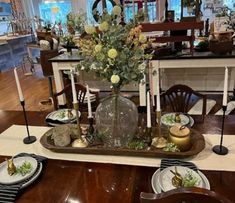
0;153;46;203
151;159;210;195
45;108;81;126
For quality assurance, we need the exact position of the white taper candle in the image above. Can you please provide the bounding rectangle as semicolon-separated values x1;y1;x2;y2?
222;67;228;106
156;67;161;111
147;91;151;128
14;68;24;101
139;74;146;106
70;71;78;103
86;84;92;118
149;65;155;106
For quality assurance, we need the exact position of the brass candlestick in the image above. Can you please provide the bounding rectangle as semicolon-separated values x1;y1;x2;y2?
145;127;152;146
72;102;88;148
152;110;167;149
73;102;82;138
88;117;94;135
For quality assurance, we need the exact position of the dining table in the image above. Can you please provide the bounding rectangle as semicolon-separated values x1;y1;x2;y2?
0;110;235;202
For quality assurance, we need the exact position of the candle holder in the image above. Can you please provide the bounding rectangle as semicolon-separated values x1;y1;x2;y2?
152;110;167;148
156;111;162;137
212;105;228;155
20;101;37;144
88;117;94;135
73;102;88;148
145;127;152;146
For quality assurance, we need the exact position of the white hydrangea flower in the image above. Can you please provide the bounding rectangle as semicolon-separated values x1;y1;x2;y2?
111;75;120;84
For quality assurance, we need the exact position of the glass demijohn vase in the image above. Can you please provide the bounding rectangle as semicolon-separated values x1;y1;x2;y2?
95;88;138;148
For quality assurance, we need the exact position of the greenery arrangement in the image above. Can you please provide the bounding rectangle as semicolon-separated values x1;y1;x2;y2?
163;143;180;152
15;161;33;176
60;34;75;46
77;5;152;89
215;8;235;31
182;170;200;187
66;11;86;35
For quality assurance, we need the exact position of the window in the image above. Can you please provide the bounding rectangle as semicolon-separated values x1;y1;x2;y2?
87;0;114;24
124;1;157;22
169;0;235;22
86;0;157;24
39;1;72;25
0;2;12;35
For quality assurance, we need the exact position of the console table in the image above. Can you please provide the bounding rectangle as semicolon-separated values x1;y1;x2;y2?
151;52;235;97
51;51;235;105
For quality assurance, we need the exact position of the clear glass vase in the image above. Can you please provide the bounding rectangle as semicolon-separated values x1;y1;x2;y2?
95;90;138;148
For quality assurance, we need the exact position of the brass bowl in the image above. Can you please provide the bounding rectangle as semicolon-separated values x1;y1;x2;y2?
169;125;191;151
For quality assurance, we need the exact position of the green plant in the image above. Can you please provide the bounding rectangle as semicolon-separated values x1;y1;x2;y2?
182;171;200;187
216;8;235;31
15;161;33;176
77;5;152;89
66;11;86;35
60;34;75;46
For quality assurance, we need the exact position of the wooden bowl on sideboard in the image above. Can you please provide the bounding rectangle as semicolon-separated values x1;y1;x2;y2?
209;40;233;55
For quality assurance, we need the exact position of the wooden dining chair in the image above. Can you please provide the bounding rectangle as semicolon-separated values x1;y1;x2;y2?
140;187;233;203
39;49;59;105
52;83;100;112
161;84;207;121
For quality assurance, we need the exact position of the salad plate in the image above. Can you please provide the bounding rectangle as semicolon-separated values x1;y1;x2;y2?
161;113;192;127
0;157;38;185
151;167;210;194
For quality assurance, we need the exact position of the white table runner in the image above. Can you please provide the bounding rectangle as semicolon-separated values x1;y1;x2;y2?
0;125;235;172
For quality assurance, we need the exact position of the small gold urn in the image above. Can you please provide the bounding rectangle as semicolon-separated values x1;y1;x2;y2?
169;125;191;151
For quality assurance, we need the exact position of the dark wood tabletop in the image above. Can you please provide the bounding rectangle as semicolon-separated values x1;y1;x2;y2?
0;110;235;203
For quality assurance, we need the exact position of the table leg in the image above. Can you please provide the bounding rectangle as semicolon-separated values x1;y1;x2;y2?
52;62;66;105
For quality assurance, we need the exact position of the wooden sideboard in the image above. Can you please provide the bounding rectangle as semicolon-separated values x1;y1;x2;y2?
141;21;204;54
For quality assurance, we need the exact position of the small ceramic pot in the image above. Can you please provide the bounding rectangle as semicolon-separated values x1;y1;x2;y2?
169;125;191;151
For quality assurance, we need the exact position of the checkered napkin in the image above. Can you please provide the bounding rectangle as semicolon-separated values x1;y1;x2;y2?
0;153;46;203
160;158;197;171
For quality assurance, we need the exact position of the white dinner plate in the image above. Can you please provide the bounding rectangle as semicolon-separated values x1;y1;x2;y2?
159;166;203;192
0;157;38;185
151;168;210;194
161;113;190;127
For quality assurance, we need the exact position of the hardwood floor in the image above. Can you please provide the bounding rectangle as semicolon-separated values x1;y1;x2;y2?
0;65;53;112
